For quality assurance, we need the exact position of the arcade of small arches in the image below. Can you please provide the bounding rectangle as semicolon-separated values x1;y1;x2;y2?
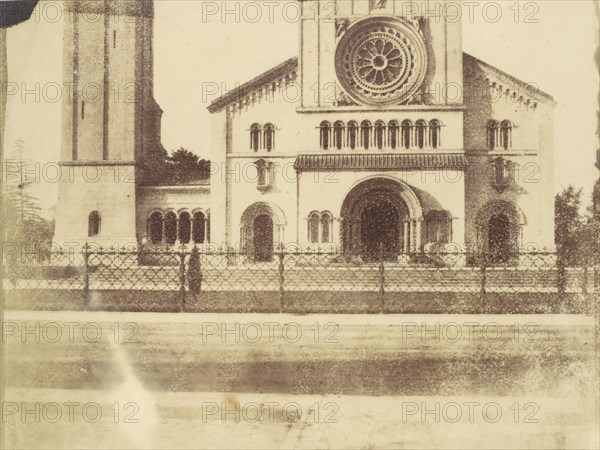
308;211;334;244
146;210;210;246
250;123;276;151
487;120;513;150
320;119;442;151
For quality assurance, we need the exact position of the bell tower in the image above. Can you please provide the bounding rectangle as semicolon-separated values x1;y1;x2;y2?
53;0;163;248
299;0;463;108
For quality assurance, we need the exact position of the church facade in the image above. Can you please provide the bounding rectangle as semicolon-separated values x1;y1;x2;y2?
53;0;556;264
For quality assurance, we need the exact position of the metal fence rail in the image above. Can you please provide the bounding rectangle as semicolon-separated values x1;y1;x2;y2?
3;247;599;312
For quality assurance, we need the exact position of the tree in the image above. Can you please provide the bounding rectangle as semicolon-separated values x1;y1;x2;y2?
0;1;39;28
167;148;202;184
578;193;600;266
139;147;209;185
555;185;600;266
138;145;171;186
555;186;583;265
2;139;54;264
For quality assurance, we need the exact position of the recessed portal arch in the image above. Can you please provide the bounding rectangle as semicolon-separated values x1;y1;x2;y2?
340;177;423;260
476;200;525;263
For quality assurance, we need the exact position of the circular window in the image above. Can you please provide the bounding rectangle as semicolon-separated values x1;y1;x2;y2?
335;18;428;105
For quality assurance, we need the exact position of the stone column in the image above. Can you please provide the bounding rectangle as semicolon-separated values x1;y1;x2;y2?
205;217;210;244
246;226;254;256
403;220;410;253
334;218;342;252
277;225;284;250
353;221;361;255
415;219;423;252
383;125;388;148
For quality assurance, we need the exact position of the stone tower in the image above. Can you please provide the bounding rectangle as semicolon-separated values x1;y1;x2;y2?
53;0;163;249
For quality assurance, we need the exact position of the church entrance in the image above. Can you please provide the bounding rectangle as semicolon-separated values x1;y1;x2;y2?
253;214;274;262
360;200;400;261
476;201;522;265
341;178;421;262
488;214;511;263
241;202;286;263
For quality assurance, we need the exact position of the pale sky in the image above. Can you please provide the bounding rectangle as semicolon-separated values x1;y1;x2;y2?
3;0;599;217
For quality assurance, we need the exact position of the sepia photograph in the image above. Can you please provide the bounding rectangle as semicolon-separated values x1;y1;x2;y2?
1;0;599;448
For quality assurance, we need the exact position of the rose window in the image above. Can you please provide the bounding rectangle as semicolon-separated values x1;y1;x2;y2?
335;18;428;105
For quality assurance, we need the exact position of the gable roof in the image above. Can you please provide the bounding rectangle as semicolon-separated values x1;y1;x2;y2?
207;57;298;113
207;53;553;113
463;53;554;105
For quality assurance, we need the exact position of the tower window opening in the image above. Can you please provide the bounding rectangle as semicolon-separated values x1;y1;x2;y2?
388;121;399;150
375;121;385;150
320;121;331;150
500;120;512;149
88;211;101;237
361;120;372;150
333;121;344;150
347;121;358;150
415;120;426;149
264;123;275;151
250;123;261;151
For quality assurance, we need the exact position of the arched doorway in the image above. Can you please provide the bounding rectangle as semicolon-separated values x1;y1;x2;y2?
254;215;274;262
340;177;422;261
361;200;400;261
488;214;511;263
476;201;524;264
240;202;286;262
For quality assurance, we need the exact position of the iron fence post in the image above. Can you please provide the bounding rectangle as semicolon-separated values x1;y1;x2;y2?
198;249;202;293
83;243;90;309
187;246;202;307
480;253;486;301
278;250;285;313
179;251;186;312
582;266;588;296
557;256;566;303
379;243;385;313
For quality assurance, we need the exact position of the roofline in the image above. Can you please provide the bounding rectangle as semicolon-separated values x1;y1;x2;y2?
463;53;555;105
207;53;554;112
294;153;468;172
207;57;298;113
